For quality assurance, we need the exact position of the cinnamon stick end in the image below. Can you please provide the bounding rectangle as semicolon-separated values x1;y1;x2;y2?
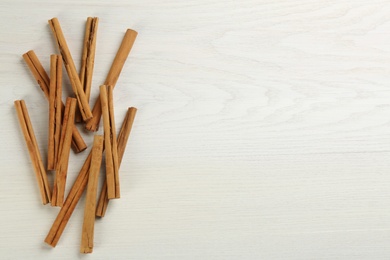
126;28;138;36
22;50;33;59
95;212;104;218
84;120;100;132
44;239;56;248
48;17;58;23
72;141;87;153
80;247;93;254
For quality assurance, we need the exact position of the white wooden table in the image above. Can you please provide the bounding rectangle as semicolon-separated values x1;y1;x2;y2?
1;1;390;259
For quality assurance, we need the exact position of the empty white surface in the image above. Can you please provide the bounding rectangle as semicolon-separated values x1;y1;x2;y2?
1;0;390;259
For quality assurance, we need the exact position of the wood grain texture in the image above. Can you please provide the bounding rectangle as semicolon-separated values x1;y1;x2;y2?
2;0;390;259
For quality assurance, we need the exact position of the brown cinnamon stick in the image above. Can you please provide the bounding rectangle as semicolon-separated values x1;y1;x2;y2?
48;55;62;170
14;100;51;204
48;18;93;121
51;97;76;207
80;135;103;254
75;17;98;122
96;107;137;217
22;50;87;153
85;29;137;131
100;85;120;199
45;151;92;247
45;108;136;246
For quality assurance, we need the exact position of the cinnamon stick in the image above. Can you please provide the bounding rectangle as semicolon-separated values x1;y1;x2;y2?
45;108;136;246
22;50;87;153
47;55;62;170
51;97;76;207
85;29;137;131
75;17;98;122
14;100;51;204
96;107;137;217
48;18;93;121
80;135;103;254
100;85;120;199
45;151;92;247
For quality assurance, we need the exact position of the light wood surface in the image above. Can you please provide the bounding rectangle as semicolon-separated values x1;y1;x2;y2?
2;0;390;259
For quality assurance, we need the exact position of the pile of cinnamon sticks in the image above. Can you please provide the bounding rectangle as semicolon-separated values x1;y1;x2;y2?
14;17;138;254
